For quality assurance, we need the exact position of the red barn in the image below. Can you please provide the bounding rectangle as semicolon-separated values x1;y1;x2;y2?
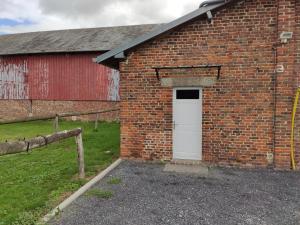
0;24;158;121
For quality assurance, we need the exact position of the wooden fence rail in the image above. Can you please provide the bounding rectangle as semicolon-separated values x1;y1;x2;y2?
0;108;120;125
0;128;85;178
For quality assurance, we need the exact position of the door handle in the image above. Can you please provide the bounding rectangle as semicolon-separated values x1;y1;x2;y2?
173;121;176;130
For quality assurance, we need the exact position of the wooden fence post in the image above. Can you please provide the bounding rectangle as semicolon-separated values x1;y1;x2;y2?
53;115;59;132
94;113;99;130
75;132;85;179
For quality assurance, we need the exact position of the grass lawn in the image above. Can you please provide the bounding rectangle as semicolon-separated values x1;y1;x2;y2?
0;120;120;225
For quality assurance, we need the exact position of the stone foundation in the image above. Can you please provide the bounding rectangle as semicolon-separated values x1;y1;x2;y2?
0;100;119;121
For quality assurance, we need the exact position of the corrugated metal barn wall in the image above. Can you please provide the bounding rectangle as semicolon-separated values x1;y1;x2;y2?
0;53;120;101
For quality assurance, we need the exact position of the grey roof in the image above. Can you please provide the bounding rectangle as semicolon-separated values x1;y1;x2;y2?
0;24;160;55
96;1;232;68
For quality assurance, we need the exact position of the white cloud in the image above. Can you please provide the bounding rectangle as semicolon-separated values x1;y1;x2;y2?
0;0;203;34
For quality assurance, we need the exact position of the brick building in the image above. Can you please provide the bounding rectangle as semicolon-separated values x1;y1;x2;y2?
97;0;300;169
0;24;158;121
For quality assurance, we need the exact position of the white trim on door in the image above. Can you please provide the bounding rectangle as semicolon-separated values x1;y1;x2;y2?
172;87;202;160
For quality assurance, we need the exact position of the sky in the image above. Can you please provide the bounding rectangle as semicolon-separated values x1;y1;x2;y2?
0;0;203;34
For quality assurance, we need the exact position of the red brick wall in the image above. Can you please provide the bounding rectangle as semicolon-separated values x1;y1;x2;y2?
294;0;300;168
274;0;297;168
0;100;119;122
118;0;298;168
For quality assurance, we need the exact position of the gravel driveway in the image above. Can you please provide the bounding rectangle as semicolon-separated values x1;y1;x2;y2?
49;160;300;225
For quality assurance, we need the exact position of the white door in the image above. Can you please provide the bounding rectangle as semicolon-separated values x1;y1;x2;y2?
173;88;202;160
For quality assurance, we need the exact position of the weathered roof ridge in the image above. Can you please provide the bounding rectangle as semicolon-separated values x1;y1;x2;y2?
0;24;161;56
96;1;232;67
0;24;158;37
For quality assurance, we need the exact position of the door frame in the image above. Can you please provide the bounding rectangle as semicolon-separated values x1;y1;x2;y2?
172;87;203;160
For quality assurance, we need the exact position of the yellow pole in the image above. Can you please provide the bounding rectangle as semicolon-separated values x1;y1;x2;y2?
291;88;300;170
